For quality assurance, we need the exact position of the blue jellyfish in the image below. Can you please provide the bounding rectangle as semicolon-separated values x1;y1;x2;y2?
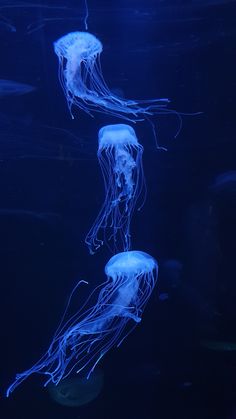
85;124;145;254
210;171;236;196
53;31;170;119
0;79;36;96
48;368;104;407
6;250;158;396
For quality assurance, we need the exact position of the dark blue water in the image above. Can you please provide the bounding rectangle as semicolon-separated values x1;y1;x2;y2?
0;1;236;418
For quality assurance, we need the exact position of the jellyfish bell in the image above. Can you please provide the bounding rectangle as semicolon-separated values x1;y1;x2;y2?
48;368;104;407
0;79;36;97
85;124;145;254
105;250;157;278
98;124;139;148
54;31;102;61
210;171;236;196
53;30;170;120
6;250;158;397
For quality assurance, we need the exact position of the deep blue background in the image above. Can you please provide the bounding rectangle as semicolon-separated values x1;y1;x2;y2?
0;1;236;418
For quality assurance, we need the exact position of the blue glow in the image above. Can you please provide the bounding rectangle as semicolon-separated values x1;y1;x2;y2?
0;79;36;96
84;0;89;30
211;171;236;194
85;124;145;254
6;250;158;396
47;368;104;407
53;31;170;119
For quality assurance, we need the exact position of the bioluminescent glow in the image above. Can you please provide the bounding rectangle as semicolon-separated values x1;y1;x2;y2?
53;31;170;119
6;250;158;396
85;124;145;254
0;79;36;96
48;368;104;407
210;171;236;195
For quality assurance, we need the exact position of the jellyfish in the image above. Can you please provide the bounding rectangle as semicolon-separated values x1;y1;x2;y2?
53;31;170;119
0;79;36;97
85;124;145;254
48;368;104;407
210;171;236;196
6;250;158;396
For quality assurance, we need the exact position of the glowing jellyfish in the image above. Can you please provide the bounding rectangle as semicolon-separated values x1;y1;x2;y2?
48;368;104;407
0;79;36;96
6;250;158;396
53;31;170;119
210;171;236;196
85;124;145;254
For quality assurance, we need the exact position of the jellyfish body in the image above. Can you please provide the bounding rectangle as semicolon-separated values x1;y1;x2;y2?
47;369;104;407
53;31;169;119
0;79;36;97
210;171;236;196
6;250;158;396
85;124;145;254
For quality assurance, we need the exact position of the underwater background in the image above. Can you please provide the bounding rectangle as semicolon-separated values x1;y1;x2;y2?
0;0;236;418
